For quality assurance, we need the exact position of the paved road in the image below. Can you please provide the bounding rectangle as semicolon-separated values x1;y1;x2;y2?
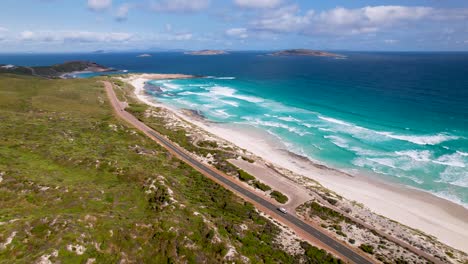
103;81;373;264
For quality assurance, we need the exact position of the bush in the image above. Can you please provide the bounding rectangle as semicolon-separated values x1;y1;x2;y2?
326;198;338;205
270;190;288;204
348;239;355;244
359;244;374;255
253;181;271;192
308;202;345;222
127;103;148;114
301;242;343;264
241;156;255;163
198;140;218;148
238;170;255;182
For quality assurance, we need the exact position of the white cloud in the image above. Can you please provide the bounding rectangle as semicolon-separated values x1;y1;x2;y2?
225;28;248;38
0;27;8;32
150;0;209;12
115;3;131;21
250;5;440;35
87;0;112;11
384;39;399;44
313;6;433;35
168;33;192;41
234;0;282;9
19;31;132;43
251;5;313;33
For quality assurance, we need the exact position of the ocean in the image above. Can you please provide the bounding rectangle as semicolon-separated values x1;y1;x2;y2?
1;51;467;206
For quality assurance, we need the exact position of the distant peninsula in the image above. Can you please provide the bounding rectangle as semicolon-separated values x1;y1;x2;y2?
186;50;228;56
0;61;113;78
269;49;344;58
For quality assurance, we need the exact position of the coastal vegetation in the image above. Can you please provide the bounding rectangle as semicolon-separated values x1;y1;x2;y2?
238;169;255;182
359;244;375;255
0;74;342;263
270;191;289;204
0;61;111;78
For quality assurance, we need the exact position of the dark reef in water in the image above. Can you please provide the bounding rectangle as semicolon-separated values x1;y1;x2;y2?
181;108;206;120
144;82;163;94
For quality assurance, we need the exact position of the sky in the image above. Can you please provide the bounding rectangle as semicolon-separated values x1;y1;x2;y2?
0;0;468;52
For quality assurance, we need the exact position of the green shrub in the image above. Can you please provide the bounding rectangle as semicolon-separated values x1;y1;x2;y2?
308;202;345;222
198;140;218;148
359;244;374;255
270;190;288;204
127;103;148;114
301;242;343;264
238;170;255;182
241;156;255;163
253;181;271;192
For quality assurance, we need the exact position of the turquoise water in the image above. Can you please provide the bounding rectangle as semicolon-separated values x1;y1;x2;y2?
2;52;467;206
143;54;467;206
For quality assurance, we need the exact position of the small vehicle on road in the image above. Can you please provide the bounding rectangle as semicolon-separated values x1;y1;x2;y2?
278;207;287;214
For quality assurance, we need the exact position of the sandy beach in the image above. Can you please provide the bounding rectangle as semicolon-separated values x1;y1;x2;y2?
124;74;468;253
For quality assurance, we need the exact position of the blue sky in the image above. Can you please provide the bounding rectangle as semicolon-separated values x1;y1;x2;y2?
0;0;468;52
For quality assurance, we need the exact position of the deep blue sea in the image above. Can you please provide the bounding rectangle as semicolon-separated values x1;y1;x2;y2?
2;52;467;206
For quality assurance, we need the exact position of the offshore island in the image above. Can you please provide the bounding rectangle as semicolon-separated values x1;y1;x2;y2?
185;50;229;55
269;49;345;58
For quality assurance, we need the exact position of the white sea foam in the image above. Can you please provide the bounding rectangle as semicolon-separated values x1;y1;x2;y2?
164;83;180;90
318;116;353;126
318;114;460;146
377;132;459;145
350;146;386;156
433;153;466;168
173;98;198;108
318;127;335;132
205;76;236;80
216;77;236;80
395;150;432;162
366;158;398;169
210;86;264;103
324;135;349;149
244;117;310;136
457;151;468;157
278;116;301;122
213;109;233;118
439;167;468;188
433;191;466;207
178;91;197;96
220;100;239;107
189;84;211;87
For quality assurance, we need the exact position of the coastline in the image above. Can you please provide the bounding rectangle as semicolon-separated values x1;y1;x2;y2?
123;74;468;253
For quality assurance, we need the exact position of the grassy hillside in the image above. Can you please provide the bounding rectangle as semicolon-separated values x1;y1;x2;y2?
0;74;341;263
0;61;110;78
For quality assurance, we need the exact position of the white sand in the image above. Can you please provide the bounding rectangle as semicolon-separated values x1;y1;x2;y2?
126;75;468;253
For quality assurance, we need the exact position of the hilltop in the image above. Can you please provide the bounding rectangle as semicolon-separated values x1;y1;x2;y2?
270;49;344;58
0;61;112;78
